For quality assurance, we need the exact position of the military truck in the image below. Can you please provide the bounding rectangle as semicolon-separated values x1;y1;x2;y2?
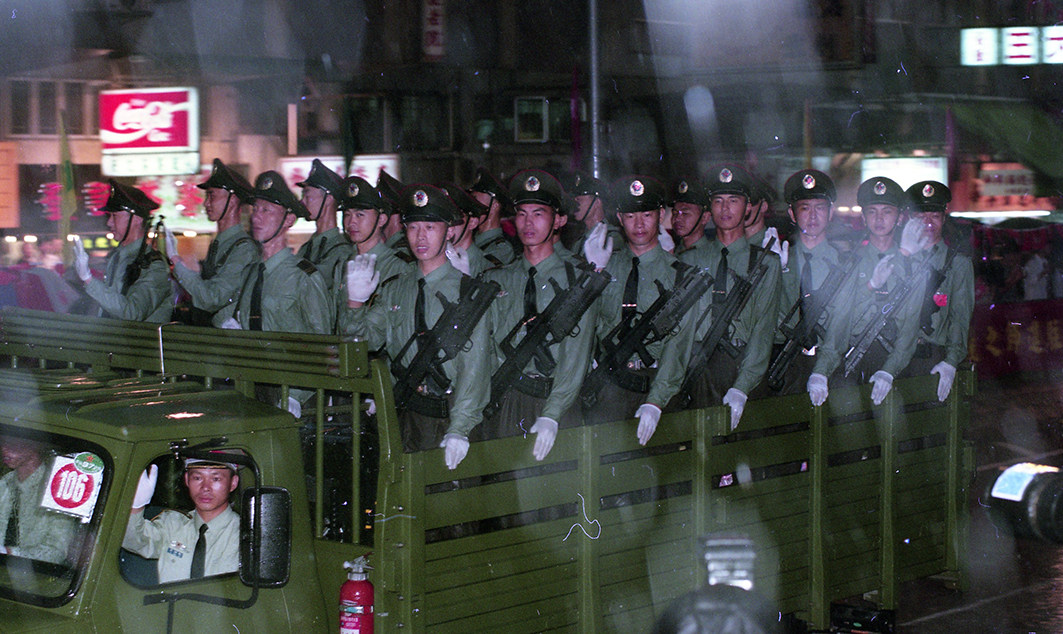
0;308;972;632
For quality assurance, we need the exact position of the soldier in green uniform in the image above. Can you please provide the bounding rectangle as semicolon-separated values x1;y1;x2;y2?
0;437;76;564
772;169;848;395
481;169;600;461
377;169;408;252
585;175;698;445
901;181;974;402
670;177;713;257
340;184;493;470
295;159;348;291
438;182;494;276
806;176;929;406
745;174;779;253
165;158;260;327
677;165;781;429
562;172;622;256
72;180;174;323
470;167;518;267
331;175;411;316
231;171;332;335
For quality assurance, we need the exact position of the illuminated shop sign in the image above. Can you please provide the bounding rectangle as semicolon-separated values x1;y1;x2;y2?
99;87;200;177
961;26;1063;66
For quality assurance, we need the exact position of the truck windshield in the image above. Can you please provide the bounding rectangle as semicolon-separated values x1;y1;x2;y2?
0;429;110;607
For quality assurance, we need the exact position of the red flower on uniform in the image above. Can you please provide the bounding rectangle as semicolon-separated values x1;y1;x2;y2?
934;293;948;307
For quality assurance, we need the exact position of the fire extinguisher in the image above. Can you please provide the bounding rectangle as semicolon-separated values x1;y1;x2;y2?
340;556;374;634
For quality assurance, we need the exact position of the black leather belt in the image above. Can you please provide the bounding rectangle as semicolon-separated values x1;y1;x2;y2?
514;373;553;399
403;390;449;418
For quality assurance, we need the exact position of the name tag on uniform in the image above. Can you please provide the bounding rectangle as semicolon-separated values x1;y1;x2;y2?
166;547;185;559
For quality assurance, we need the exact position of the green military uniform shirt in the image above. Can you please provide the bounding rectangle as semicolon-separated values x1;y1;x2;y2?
680;236;782;394
85;241;174;323
172;224;259;326
122;506;239;584
296;227;349;292
235;248;333;334
485;252;598;421
813;243;923;378
598;244;697;407
914;241;975;367
339;261;492;437
475;227;517;268
0;464;77;564
777;239;850;342
675;233;713;259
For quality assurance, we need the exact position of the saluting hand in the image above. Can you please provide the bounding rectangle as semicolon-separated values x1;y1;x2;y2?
444;242;471;275
73;237;92;283
899;218;930;256
763;228;788;270
346;254;379;304
583;222;613;271
163;225;179;265
869;254;896;290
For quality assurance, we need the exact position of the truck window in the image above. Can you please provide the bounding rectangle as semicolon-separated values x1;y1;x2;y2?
0;429;110;607
119;452;254;588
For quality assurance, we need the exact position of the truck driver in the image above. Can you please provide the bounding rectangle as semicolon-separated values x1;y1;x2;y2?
0;436;77;564
122;453;241;583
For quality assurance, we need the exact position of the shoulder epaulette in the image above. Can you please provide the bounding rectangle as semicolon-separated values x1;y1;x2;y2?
297;258;318;275
394;249;415;264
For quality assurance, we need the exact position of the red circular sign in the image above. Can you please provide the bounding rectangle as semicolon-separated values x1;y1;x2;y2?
49;464;93;509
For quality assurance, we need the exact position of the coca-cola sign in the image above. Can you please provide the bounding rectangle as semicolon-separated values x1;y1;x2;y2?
99;87;199;153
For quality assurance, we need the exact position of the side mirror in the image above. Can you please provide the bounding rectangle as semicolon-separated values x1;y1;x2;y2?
240;486;291;587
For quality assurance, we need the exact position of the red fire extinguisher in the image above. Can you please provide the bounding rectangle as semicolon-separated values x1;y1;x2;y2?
340;556;374;634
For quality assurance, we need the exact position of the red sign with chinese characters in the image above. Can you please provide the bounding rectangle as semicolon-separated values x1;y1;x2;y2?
969;299;1063;377
99;87;199;153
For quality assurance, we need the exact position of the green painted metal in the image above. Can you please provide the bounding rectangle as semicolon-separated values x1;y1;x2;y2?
0;308;972;632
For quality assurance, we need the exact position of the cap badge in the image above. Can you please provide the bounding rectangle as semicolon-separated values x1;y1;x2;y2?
261;176;273;190
630;179;645;197
802;174;816;190
874;181;887;196
678;181;689;194
525;176;541;192
922;183;935;198
413;189;429;207
348;182;360;197
720;168;733;183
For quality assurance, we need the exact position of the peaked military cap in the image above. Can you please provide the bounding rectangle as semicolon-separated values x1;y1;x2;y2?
857;176;907;209
705;164;754;199
509;168;565;211
252;170;311;219
784;169;836;204
197;158;254;202
612;175;667;214
671;177;711;207
750;174;778;205
567;171;605;198
469;167;512;207
185;448;247;473
100;179;159;218
400;184;461;226
376;169;404;209
440;182;489;218
296;159;344;197
906;180;951;213
337;176;387;213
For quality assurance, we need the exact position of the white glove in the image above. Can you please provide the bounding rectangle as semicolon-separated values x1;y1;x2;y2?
364;398;377;416
133;465;158;509
163;225;178;263
219;317;242;330
869;370;894;405
73;237;91;282
899;217;930;256
345;254;379;303
635;403;662;446
441;433;470;470
762;227;789;270
657;225;675;253
931;361;957;402
287;396;301;418
869;254;896;290
444;242;471;275
807;372;829;407
723;388;747;431
530;417;559;461
583;222;613;270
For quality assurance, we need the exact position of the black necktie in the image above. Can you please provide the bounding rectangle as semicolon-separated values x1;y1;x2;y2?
415;278;428;335
524;267;538;321
202;239;220;279
190;523;207;578
622;257;639;321
713;247;729;305
249;262;265;331
4;484;18;548
799;252;814;321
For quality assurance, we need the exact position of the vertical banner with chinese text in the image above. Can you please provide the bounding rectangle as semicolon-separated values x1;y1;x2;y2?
423;0;445;61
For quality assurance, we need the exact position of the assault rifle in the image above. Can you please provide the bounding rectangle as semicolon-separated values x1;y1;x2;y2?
391;276;500;408
484;266;611;419
679;240;775;403
765;250;858;391
843;247;957;377
580;263;713;409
